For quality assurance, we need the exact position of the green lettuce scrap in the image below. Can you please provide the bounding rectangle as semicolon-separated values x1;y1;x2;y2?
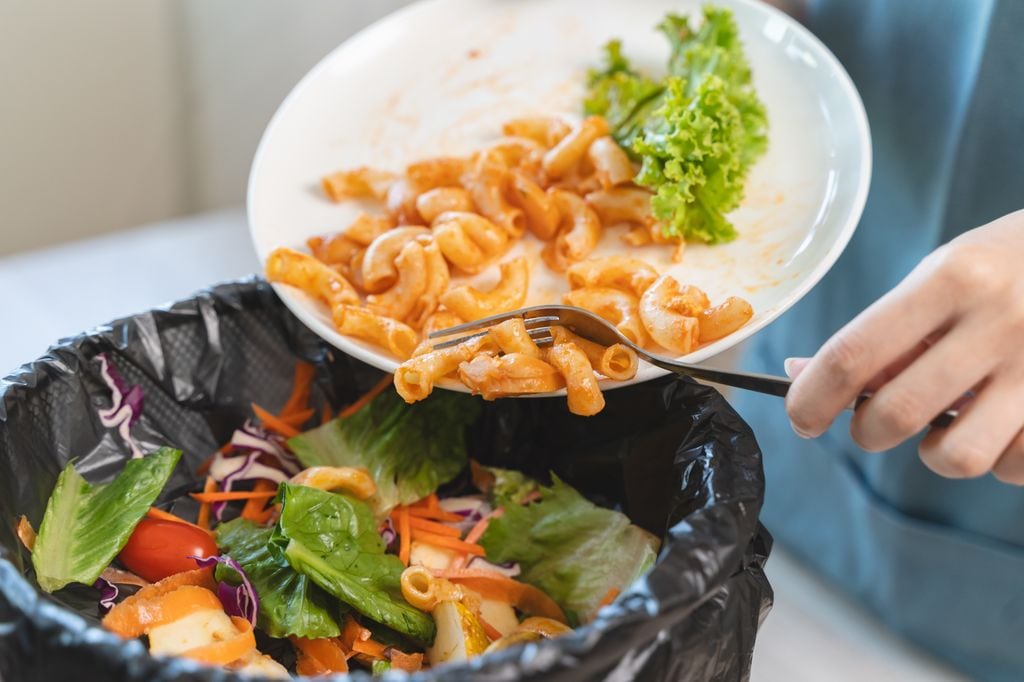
583;39;664;152
472;463;542;506
584;7;768;243
31;447;181;593
270;483;436;644
480;475;660;625
288;390;480;515
216;518;341;639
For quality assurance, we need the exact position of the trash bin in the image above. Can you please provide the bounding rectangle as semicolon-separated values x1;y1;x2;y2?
0;279;772;681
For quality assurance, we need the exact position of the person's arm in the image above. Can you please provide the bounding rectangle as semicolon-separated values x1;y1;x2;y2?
785;209;1024;484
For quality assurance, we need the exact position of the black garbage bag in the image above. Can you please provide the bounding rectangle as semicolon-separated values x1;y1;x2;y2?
0;279;772;682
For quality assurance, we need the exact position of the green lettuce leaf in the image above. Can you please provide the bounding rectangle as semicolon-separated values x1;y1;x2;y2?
472;463;541;506
480;475;660;625
584;39;664;152
584;7;768;244
270;483;435;644
288;390;480;514
32;447;181;593
216;518;340;639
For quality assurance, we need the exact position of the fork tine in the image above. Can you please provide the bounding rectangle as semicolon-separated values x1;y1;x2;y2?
426;306;561;339
430;329;491;350
429;321;560;352
530;330;555;347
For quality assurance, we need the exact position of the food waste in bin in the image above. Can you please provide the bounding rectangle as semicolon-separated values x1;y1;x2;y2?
0;281;770;681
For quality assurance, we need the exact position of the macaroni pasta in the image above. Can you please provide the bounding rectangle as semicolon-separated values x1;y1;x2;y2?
267;114;754;415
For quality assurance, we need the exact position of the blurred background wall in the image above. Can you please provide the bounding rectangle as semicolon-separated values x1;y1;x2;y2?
0;0;412;256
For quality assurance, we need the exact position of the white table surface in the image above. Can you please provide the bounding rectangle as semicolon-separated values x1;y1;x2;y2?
0;210;966;681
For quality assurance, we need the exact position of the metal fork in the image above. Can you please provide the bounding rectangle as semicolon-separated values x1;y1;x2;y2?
429;304;957;427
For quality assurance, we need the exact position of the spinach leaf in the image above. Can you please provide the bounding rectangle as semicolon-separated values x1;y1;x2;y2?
270;483;435;644
216;517;340;639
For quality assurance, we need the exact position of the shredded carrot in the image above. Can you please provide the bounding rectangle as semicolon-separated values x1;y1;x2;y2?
407;493;439;510
279;407;316;429
189;490;278;503
102;569;218;639
195;476;217;530
452;508;503;569
434;568;567;623
339;374;393;419
341;617;363;645
252;402;301;438
351;638;387;658
103;583;220;638
410;530;485;556
253;506;278;525
100;567;149;588
388;649;424;672
340;616;371;649
280;361;316;416
181;615;257;665
291;636;349;673
597;587;621;608
464;508;502;545
398;508;411;566
16;515;36;551
241;480;276;522
336;637;356;659
295;650;330;677
146;507;214;536
321;403;334;424
477;613;503;641
107;568;215;608
405;507;464;523
407;516;461;537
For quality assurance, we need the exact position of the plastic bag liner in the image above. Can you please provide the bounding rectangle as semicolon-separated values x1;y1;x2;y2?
0;279;772;681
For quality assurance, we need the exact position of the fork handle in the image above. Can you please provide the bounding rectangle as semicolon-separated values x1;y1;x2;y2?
642;356;957;428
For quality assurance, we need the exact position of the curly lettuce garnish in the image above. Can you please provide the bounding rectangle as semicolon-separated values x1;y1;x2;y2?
585;7;768;244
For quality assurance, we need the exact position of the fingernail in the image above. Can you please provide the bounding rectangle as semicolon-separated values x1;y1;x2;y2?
783;357;804;378
790;421;813;439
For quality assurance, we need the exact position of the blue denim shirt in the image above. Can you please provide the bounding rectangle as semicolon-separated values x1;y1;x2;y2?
736;1;1024;679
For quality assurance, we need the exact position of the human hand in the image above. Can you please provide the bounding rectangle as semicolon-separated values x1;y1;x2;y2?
784;209;1024;483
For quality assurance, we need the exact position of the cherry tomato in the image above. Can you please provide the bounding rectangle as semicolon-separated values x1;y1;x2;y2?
118;519;218;582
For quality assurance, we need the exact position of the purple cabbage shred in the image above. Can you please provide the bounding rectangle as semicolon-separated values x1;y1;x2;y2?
94;577;119;613
192;555;260;627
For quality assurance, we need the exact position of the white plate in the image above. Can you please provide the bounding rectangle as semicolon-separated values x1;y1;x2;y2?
248;0;870;391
